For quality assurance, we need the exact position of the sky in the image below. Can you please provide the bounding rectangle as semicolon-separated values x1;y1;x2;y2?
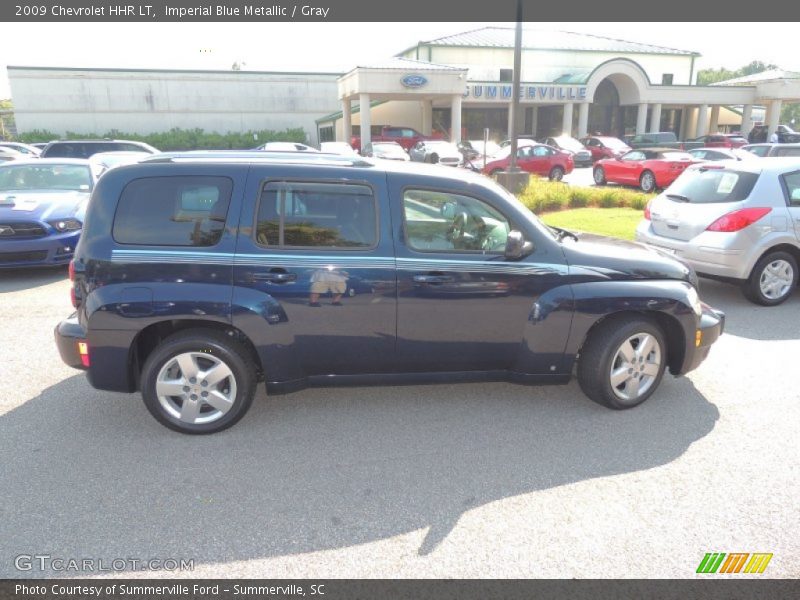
2;21;800;99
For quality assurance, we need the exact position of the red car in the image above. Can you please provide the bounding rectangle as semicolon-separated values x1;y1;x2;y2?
592;148;697;193
579;135;631;161
689;133;748;149
482;143;574;181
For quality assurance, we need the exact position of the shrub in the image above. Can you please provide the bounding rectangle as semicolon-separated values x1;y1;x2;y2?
16;127;308;150
516;177;654;214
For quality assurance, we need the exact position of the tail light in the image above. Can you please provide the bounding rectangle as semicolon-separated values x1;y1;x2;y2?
644;200;652;220
706;207;772;232
77;341;90;368
68;259;75;281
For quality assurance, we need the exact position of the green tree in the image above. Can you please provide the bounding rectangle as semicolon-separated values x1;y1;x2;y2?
697;60;778;85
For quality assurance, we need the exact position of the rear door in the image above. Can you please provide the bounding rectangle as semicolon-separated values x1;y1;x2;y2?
780;170;800;241
232;165;397;377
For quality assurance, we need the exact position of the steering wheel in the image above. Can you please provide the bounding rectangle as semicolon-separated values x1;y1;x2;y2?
447;211;469;246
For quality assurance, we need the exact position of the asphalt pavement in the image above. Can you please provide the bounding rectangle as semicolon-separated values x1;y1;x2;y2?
0;268;798;578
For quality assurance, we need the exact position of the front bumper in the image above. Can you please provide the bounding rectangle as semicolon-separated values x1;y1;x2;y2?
54;314;88;370
681;304;725;374
0;230;81;268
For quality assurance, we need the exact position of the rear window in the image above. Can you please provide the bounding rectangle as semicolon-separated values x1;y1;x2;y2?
113;176;232;246
666;168;759;204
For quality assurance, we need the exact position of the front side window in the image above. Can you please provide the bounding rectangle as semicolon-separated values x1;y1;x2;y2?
774;147;800;157
256;181;376;249
403;189;511;253
113;176;232;246
746;145;769;157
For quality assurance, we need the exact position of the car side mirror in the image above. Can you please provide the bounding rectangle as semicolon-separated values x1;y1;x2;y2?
504;230;533;260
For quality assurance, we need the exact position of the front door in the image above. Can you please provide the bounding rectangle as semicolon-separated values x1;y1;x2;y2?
391;181;559;372
233;167;397;378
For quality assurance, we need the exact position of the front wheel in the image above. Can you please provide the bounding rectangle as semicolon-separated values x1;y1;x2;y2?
141;330;257;434
593;166;606;185
640;170;656;193
429;153;439;164
577;316;667;409
549;166;565;181
742;251;798;306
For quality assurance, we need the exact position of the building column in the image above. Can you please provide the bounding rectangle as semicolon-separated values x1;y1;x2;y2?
341;98;352;144
451;95;462;145
649;103;662;133
741;104;753;137
696;104;709;137
359;93;371;153
529;106;538;136
767;99;783;138
577;102;589;138
636;103;648;135
709;106;720;133
420;99;432;136
562;102;574;136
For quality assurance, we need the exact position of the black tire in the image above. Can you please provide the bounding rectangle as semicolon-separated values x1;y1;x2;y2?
549;166;565;181
430;153;439;164
593;166;606;185
639;170;656;193
742;251;798;306
141;329;257;434
577;316;667;410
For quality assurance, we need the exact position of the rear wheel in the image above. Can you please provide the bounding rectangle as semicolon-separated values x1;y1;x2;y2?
549;166;565;181
593;166;606;185
639;170;656;193
141;330;257;434
577;316;667;409
742;251;797;306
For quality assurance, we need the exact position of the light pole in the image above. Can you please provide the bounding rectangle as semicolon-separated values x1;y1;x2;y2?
496;0;530;193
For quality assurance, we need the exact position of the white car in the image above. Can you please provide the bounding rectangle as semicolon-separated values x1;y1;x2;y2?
89;151;152;177
408;140;463;166
320;142;358;156
256;142;319;152
0;142;41;158
0;147;24;162
636;158;800;306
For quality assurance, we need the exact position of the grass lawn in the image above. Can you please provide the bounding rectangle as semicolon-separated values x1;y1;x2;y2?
540;207;642;241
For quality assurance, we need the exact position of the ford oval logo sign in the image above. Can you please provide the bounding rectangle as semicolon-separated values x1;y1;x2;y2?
401;74;428;89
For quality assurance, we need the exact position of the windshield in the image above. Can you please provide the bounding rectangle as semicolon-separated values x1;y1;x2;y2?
666;167;759;204
554;136;584;152
374;144;404;153
0;164;92;192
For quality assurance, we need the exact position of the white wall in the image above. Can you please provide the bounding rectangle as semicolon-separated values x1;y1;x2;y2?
8;67;341;145
406;47;695;86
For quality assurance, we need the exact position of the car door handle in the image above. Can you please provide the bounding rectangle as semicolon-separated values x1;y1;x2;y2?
252;270;297;283
413;273;454;284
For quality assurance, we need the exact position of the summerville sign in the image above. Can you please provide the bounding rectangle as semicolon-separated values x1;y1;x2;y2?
464;83;588;103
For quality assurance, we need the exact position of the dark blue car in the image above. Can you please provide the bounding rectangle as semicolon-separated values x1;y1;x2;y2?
0;159;96;268
55;152;724;434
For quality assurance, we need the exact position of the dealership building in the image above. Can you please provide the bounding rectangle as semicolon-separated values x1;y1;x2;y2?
8;27;800;147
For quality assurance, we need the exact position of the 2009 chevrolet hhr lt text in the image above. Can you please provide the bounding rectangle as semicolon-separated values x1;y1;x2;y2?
55;152;724;433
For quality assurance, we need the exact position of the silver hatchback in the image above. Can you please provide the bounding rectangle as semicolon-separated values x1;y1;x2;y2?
635;158;800;305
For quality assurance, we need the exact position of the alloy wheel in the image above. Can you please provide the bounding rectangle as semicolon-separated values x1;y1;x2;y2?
608;333;661;403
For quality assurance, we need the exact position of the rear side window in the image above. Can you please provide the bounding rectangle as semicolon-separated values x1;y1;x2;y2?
773;147;800;157
113;176;232;246
255;181;377;249
667;168;759;204
782;171;800;206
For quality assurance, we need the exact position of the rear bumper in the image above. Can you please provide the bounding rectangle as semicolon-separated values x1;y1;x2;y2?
54;314;88;370
635;222;754;280
680;304;725;374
